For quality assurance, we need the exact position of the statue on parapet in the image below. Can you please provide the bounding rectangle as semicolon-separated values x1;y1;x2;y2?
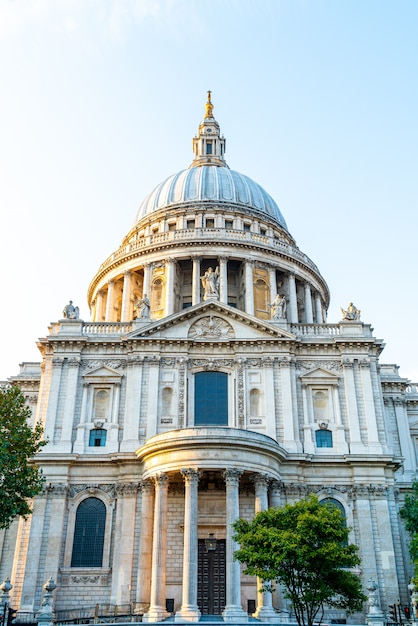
62;300;79;320
341;302;361;321
201;266;220;300
133;294;150;319
270;293;287;320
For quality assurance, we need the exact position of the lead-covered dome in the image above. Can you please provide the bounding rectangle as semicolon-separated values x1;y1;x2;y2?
134;166;288;229
133;91;288;231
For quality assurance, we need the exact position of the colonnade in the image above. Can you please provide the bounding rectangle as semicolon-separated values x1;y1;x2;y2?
93;256;325;324
139;468;277;623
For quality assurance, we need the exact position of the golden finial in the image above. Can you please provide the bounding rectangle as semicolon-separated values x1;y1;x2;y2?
205;90;214;118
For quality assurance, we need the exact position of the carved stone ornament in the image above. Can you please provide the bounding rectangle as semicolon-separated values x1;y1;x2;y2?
188;315;234;340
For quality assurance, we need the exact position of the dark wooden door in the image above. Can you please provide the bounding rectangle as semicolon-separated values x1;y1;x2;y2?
197;539;226;615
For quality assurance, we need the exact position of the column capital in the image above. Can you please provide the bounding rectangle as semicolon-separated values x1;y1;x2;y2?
223;468;242;486
140;479;155;493
153;473;169;488
251;473;271;490
180;468;201;485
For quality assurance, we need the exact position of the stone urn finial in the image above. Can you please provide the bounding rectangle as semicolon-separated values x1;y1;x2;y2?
35;577;56;626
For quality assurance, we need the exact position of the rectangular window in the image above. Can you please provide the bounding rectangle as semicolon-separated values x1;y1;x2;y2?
187;220;195;229
89;429;107;447
225;220;233;229
206;141;213;155
168;223;176;231
206;218;215;228
195;371;228;426
243;223;251;232
315;429;333;448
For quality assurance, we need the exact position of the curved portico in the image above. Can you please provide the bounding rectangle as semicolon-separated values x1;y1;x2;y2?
136;428;285;622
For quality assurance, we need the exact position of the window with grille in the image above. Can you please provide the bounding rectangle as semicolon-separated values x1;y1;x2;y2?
315;429;333;448
71;498;106;567
195;371;228;426
89;428;107;447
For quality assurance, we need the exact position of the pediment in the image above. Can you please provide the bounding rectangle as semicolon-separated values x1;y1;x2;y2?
299;366;340;384
126;300;296;342
83;365;123;382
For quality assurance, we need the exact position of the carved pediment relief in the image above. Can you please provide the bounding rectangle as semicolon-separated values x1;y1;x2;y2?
299;366;340;385
188;315;234;341
82;364;123;383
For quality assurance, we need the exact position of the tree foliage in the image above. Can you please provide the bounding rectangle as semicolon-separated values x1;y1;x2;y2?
233;494;366;626
400;481;418;582
0;385;46;529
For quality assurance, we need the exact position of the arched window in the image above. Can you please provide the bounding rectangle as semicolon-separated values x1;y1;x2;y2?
254;279;269;314
321;498;347;528
313;390;329;422
162;387;173;415
151;278;163;311
71;498;106;567
195;371;228;426
249;389;260;417
93;390;109;420
89;429;107;447
315;429;332;448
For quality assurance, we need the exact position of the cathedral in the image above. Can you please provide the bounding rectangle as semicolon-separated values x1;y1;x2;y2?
2;93;418;624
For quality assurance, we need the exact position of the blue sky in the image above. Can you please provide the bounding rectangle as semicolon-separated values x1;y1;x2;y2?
0;0;417;381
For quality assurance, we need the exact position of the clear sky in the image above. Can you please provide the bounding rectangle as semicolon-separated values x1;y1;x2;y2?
0;0;417;382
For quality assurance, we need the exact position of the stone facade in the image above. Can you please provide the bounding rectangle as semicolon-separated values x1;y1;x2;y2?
2;94;418;623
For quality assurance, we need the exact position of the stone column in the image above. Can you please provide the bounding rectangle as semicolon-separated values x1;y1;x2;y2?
43;357;64;443
219;257;228;304
143;263;151;297
96;290;105;322
121;271;132;321
288;274;298;323
245;261;254;316
253;475;276;620
105;280;115;321
144;473;170;623
165;258;175;316
314;293;323;323
304;283;313;323
222;469;248;622
192;257;201;306
175;469;201;622
269;480;282;509
269;269;277;304
136;480;155;610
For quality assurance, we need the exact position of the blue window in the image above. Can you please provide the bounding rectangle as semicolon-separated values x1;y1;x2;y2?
89;428;107;447
195;371;228;426
71;497;106;567
315;429;332;448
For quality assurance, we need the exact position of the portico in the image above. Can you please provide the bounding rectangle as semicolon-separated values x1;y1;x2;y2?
136;428;284;622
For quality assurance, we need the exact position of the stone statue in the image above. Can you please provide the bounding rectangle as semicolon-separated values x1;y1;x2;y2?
134;294;150;319
62;300;79;320
341;302;361;321
201;267;220;300
270;293;287;319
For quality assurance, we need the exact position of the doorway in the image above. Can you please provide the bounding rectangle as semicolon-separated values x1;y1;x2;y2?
197;539;226;615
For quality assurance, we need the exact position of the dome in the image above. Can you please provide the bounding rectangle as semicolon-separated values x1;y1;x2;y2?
134;166;288;230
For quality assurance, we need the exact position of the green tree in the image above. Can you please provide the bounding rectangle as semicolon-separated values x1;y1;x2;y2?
400;481;418;584
233;494;366;626
0;385;46;529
